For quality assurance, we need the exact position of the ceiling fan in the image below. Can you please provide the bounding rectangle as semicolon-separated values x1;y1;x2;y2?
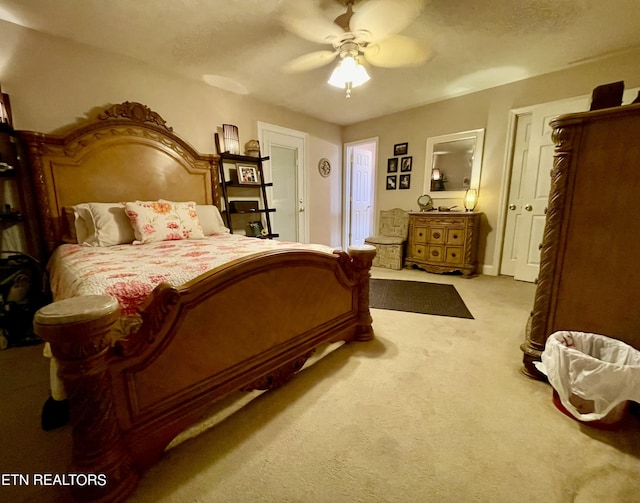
280;0;430;97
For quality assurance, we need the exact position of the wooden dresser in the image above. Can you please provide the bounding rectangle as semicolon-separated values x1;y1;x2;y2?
521;103;640;378
405;212;481;277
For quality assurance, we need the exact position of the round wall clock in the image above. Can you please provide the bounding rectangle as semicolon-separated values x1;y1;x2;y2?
318;158;331;177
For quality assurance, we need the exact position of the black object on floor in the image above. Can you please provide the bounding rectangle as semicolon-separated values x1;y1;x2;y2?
369;278;474;319
41;396;69;431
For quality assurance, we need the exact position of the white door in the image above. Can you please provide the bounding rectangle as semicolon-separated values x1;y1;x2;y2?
258;123;308;243
349;145;375;245
500;113;532;276
505;97;588;282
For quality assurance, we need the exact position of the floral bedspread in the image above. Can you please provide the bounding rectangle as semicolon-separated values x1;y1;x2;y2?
48;233;336;318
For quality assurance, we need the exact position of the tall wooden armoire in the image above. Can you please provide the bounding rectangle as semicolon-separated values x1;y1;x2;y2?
521;103;640;378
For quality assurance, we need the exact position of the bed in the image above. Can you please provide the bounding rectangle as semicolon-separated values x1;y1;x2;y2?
20;101;375;502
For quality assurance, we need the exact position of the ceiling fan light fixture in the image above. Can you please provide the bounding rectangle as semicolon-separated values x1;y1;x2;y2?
327;54;370;98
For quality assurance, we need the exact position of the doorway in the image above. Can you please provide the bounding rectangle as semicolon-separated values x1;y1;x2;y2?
343;138;378;247
258;122;308;243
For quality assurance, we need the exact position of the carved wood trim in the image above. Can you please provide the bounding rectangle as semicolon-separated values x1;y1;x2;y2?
97;101;173;131
521;124;580;362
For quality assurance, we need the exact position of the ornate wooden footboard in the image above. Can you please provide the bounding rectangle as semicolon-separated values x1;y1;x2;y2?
20;101;376;502
37;245;375;502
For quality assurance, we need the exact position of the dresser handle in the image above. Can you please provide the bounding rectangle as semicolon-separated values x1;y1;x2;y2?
452;234;458;239
433;232;441;239
431;250;439;257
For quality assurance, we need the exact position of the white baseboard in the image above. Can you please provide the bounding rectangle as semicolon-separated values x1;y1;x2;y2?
478;263;497;276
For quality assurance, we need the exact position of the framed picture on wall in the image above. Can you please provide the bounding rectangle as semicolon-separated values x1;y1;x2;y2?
386;175;397;190
394;142;408;156
387;158;398;173
400;156;412;172
399;174;411;190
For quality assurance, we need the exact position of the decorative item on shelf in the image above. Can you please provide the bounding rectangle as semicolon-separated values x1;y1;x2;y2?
247;220;264;237
229;200;259;213
245;139;260;157
318;158;331;177
417;194;433;212
236;165;260;185
394;142;408;156
438;205;459;212
464;189;478;211
222;124;240;154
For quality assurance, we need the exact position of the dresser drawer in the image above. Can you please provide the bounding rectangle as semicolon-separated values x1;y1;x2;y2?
410;244;426;260
446;246;464;264
428;227;445;244
412;226;428;243
427;245;444;262
446;228;465;245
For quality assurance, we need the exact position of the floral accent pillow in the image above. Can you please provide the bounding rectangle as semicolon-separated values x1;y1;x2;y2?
124;200;205;244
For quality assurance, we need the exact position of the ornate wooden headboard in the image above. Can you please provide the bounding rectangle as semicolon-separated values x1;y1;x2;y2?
19;101;220;256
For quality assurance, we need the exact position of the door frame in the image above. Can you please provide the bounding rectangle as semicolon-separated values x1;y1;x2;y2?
342;137;378;249
258;121;309;243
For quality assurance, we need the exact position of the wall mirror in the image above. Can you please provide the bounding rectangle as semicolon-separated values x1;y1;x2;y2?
423;128;485;199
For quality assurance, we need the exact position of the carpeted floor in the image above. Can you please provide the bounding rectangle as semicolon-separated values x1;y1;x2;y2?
369;278;474;319
2;269;640;502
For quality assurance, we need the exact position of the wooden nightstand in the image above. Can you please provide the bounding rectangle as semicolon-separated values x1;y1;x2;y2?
405;212;481;277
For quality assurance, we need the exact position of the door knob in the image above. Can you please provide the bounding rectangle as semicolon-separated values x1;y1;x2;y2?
524;204;533;211
509;204;516;210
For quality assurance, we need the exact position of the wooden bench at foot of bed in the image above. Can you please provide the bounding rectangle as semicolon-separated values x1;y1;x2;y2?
35;245;375;503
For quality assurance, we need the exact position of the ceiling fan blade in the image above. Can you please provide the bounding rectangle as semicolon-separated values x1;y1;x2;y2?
351;0;424;43
282;50;338;73
279;1;344;44
363;35;431;68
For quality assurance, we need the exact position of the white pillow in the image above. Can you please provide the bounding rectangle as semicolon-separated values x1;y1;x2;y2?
124;200;205;244
72;202;135;246
196;205;229;235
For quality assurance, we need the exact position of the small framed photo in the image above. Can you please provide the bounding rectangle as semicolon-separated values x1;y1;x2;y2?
394;142;408;156
387;158;398;173
399;174;411;190
400;156;412;172
236;165;260;185
386;175;397;190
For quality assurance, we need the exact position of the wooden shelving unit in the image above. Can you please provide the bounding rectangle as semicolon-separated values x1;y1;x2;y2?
217;148;278;239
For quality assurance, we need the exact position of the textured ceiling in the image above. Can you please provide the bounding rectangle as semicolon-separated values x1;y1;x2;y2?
1;0;640;125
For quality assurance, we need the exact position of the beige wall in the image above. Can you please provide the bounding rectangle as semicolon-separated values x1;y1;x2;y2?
4;18;640;263
343;47;640;274
0;20;343;247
